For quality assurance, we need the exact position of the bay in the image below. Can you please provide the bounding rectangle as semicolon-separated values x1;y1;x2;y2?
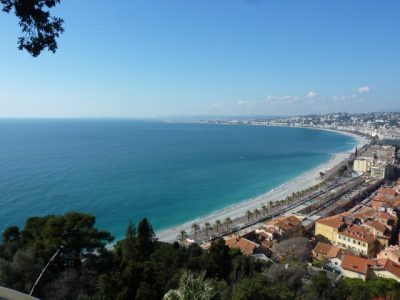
0;120;356;240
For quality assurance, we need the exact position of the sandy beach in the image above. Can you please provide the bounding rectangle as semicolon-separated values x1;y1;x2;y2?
156;128;368;242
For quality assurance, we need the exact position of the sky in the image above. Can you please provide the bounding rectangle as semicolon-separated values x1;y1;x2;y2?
0;0;399;118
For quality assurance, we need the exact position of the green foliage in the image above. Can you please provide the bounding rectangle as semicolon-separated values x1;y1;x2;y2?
2;212;400;300
0;212;113;298
0;0;64;56
163;270;215;300
137;218;155;259
2;225;19;243
340;277;400;300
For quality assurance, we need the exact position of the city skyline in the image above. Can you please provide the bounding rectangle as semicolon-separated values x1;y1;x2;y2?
1;0;399;118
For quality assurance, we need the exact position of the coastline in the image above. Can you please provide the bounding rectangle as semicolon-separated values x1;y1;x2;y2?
156;127;368;242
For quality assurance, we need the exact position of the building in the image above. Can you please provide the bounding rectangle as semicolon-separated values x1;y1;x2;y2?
315;215;346;244
377;246;400;263
341;255;369;280
353;157;373;173
336;224;378;257
368;258;400;282
371;163;393;180
262;215;303;240
225;236;258;256
312;242;341;261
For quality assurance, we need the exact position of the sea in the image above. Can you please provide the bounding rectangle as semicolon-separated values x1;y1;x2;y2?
0;120;356;240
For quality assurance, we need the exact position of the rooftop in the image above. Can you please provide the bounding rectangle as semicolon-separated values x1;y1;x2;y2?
316;215;345;229
339;224;376;244
342;255;368;275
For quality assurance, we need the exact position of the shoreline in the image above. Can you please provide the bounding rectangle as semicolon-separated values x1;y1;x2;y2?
156;126;368;242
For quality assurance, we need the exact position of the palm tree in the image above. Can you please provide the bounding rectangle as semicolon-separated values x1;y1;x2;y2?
177;230;188;244
253;208;261;219
224;217;232;230
163;270;215;300
279;199;285;209
269;200;275;212
191;223;200;241
214;219;222;233
204;222;212;236
261;204;267;215
246;210;253;222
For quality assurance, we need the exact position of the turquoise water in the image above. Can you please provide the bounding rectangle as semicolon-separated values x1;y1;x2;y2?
0;120;356;240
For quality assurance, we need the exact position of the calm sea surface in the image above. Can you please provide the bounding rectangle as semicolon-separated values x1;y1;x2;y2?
0;120;356;240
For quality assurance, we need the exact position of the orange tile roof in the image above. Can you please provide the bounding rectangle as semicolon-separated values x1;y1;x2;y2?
316;215;344;229
355;207;375;220
342;255;368;274
378;188;397;197
264;215;287;226
225;237;258;256
378;211;396;222
339;224;376;244
312;242;342;259
327;246;342;259
370;221;388;233
225;236;239;248
368;258;400;278
313;242;332;256
233;238;258;256
378;246;400;260
274;215;302;231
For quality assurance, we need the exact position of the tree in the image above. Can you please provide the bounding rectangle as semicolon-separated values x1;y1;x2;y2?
271;237;312;262
261;204;267;215
207;239;233;280
163;270;215;300
224;217;232;230
204;223;212;237
177;230;188;245
1;0;64;56
269;201;275;212
310;271;332;298
214;220;222;233
253;209;260;219
137;218;155;258
279;200;285;209
246;210;253;222
2;226;19;243
191;223;200;241
232;275;270;300
122;220;137;263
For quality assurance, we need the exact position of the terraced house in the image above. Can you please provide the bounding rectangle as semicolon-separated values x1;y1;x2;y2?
336;224;379;258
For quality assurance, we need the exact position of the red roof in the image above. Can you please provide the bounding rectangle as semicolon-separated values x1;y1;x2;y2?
378;188;397;197
368;258;400;278
342;255;368;274
313;242;332;256
313;242;341;259
316;215;344;229
339;224;376;244
363;221;388;235
225;237;258;256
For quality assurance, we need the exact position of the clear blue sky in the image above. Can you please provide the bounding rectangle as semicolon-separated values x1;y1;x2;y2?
0;0;399;118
